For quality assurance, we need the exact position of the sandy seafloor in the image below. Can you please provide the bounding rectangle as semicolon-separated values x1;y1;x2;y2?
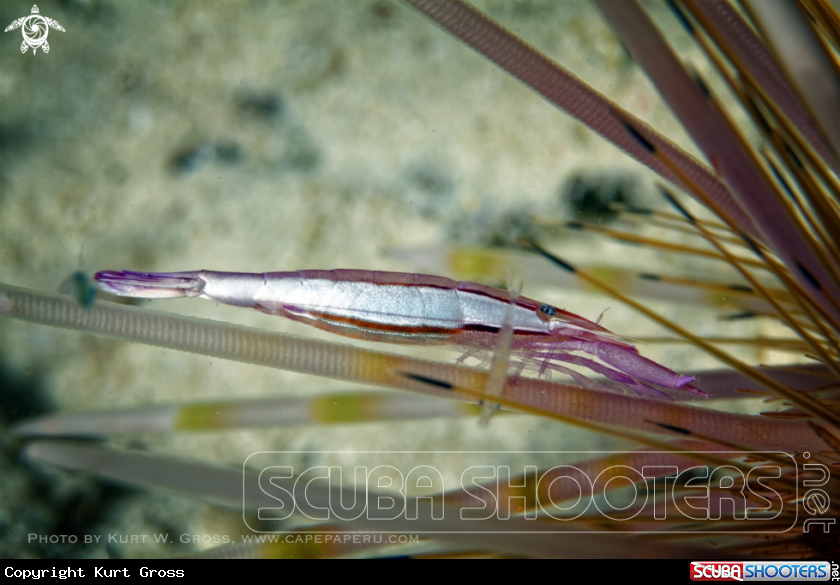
0;0;792;558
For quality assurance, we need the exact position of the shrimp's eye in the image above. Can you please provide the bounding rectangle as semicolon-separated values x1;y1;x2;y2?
539;304;556;317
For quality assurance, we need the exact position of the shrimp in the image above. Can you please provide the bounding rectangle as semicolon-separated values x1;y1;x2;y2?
94;269;703;398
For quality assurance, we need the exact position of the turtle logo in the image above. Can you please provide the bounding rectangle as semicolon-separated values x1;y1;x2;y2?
4;5;65;55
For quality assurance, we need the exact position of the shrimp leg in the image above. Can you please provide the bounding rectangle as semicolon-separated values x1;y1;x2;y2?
537;352;673;400
479;270;522;426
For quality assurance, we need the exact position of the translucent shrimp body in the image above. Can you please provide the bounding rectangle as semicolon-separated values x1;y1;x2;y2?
95;269;701;398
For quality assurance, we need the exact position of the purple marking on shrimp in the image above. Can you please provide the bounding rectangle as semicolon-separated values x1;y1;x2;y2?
94;271;204;299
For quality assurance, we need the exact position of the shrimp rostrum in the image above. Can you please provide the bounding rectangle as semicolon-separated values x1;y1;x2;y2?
95;269;703;399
